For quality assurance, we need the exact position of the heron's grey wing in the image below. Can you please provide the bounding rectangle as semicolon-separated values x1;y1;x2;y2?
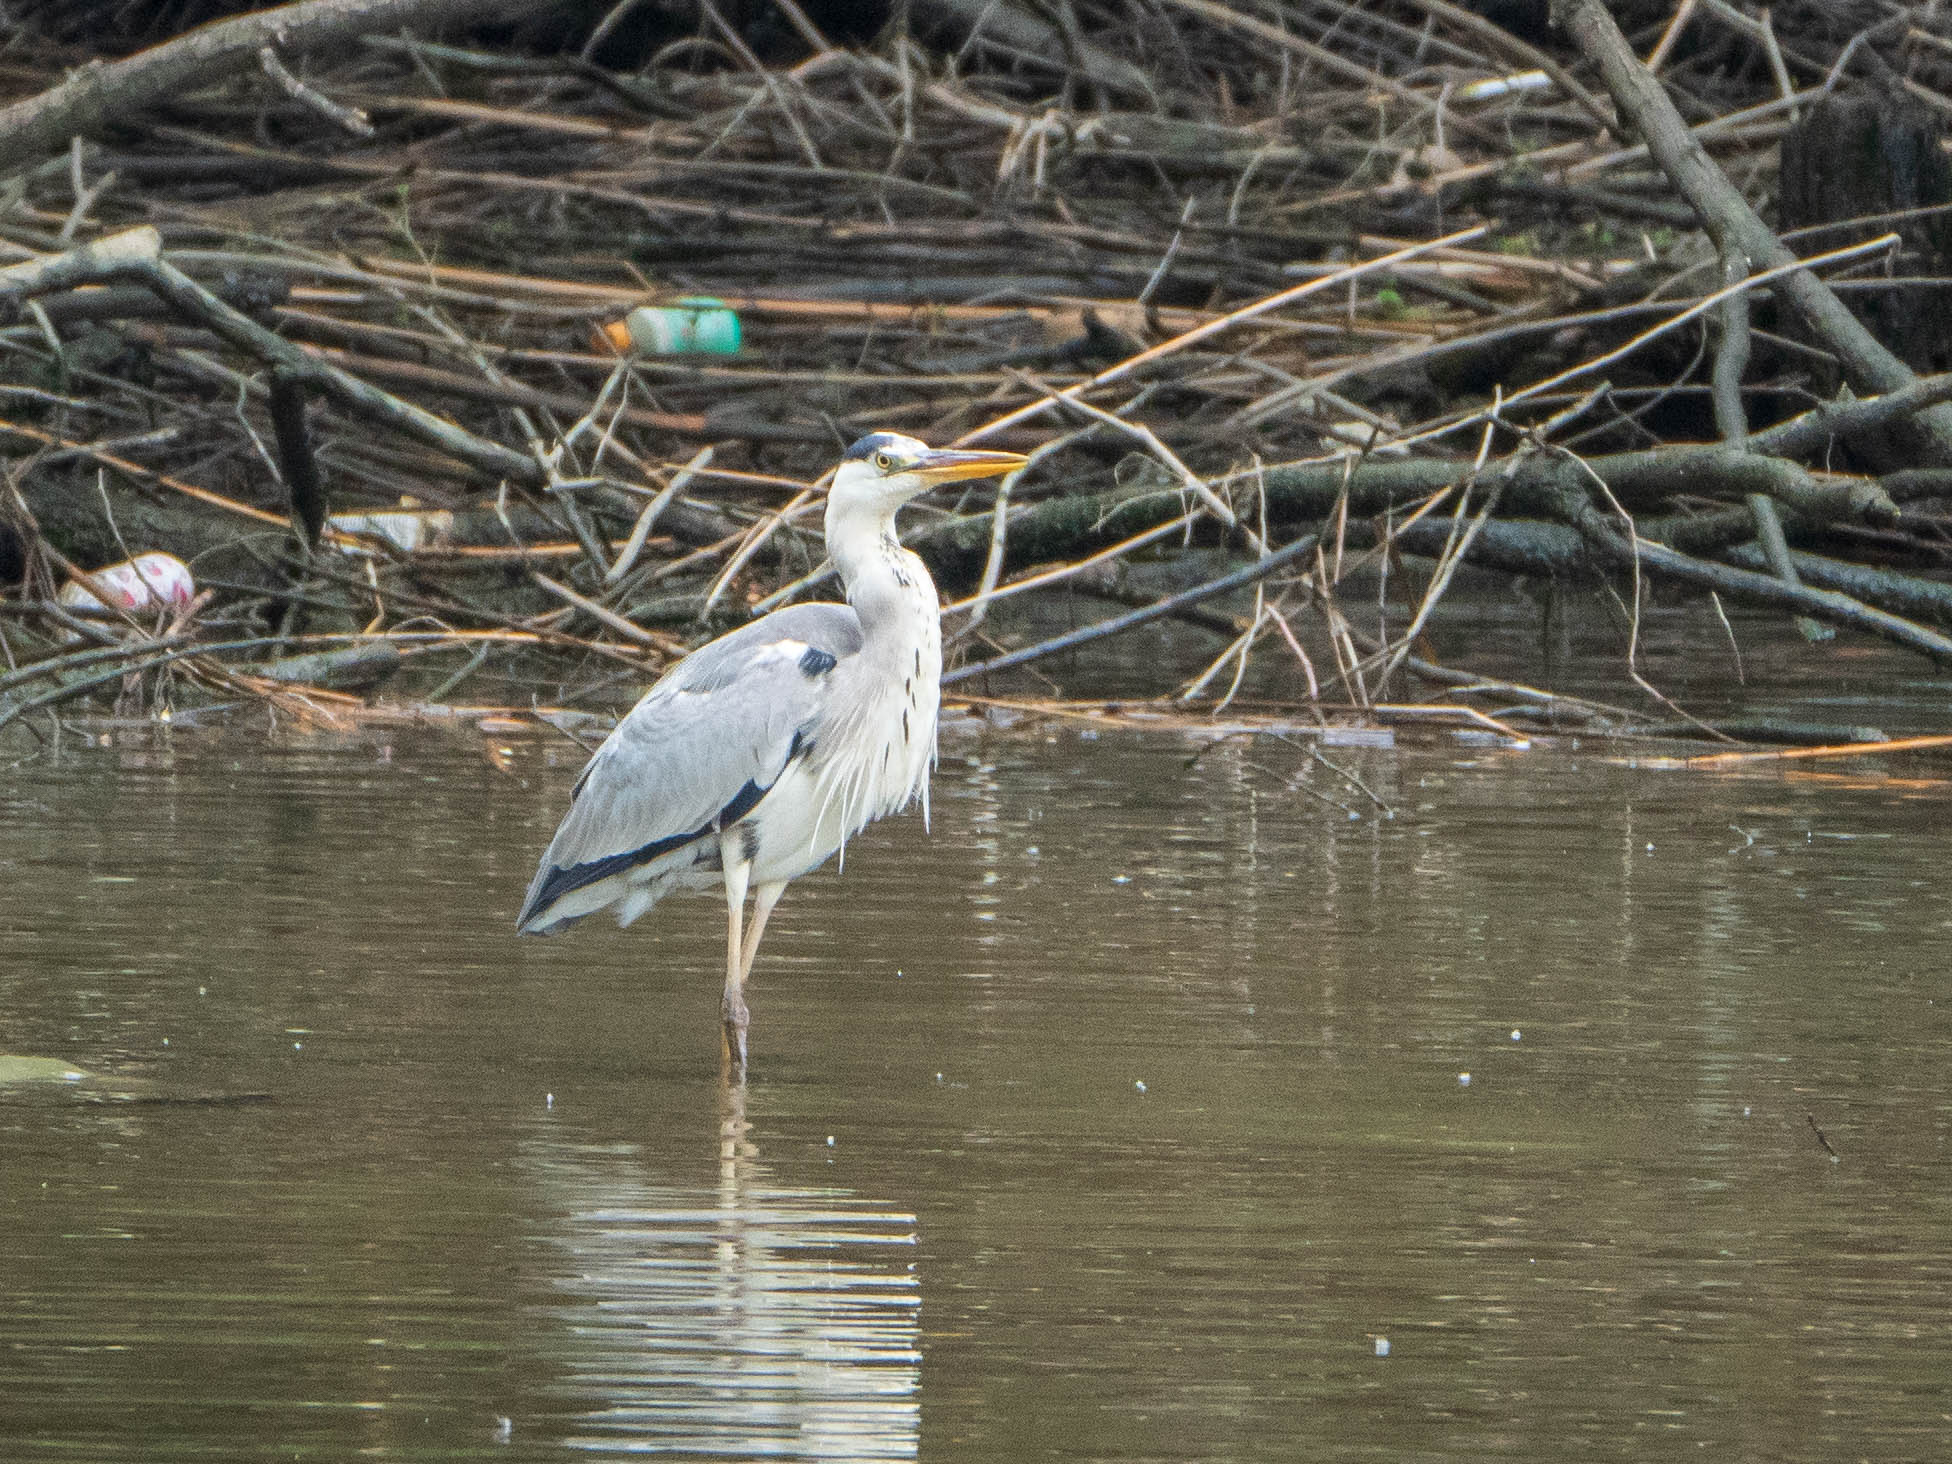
674;602;862;691
516;603;863;931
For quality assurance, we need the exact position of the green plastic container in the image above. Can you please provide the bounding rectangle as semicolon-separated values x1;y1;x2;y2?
605;298;743;355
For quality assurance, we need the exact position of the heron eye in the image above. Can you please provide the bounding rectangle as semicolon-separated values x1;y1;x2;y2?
872;451;894;472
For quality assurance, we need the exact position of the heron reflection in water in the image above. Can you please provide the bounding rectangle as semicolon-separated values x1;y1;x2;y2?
531;1078;922;1458
518;434;1027;1064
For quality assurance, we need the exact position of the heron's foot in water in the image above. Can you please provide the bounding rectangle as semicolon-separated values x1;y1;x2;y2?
720;991;750;1067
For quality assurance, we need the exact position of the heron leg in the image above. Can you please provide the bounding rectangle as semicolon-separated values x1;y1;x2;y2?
719;836;753;1066
721;881;786;1070
739;882;787;984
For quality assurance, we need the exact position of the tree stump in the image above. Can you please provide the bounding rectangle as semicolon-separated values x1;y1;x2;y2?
1779;79;1952;374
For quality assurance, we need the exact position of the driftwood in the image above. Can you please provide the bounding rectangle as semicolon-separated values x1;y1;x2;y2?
4;4;1952;739
1551;0;1952;462
0;0;530;164
903;434;1952;696
0;228;543;484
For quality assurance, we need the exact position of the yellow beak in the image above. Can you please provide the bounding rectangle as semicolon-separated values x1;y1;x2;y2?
912;448;1029;484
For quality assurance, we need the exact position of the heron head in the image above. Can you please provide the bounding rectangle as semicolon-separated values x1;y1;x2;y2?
828;432;1027;516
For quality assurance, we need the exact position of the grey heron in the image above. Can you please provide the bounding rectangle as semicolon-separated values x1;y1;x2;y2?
517;432;1027;1064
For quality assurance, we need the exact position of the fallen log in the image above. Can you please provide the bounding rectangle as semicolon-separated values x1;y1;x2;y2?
912;446;1913;588
256;641;402;690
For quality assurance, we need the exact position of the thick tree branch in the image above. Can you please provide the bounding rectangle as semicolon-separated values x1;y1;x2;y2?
1752;372;1952;458
0;227;542;485
1550;0;1952;462
914;446;1903;589
1541;475;1952;661
0;0;528;167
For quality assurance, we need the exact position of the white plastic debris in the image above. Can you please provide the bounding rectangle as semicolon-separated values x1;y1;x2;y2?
1453;70;1552;102
326;509;455;555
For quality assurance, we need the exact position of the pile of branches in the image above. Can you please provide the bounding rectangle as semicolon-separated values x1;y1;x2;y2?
7;0;1952;742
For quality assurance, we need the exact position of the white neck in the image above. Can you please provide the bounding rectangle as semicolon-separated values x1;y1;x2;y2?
820;492;944;829
827;499;931;632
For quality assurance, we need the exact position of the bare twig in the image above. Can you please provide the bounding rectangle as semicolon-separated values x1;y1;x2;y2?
257;46;374;136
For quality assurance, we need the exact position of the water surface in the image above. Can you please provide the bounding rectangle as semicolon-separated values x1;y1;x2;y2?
2;720;1948;1460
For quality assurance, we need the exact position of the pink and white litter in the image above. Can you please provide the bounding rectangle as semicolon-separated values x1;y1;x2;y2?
58;552;197;615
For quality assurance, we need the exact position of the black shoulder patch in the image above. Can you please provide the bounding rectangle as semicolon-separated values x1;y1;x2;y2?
799;646;838;677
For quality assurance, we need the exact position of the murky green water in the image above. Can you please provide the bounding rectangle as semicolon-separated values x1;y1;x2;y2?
3;720;1949;1460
